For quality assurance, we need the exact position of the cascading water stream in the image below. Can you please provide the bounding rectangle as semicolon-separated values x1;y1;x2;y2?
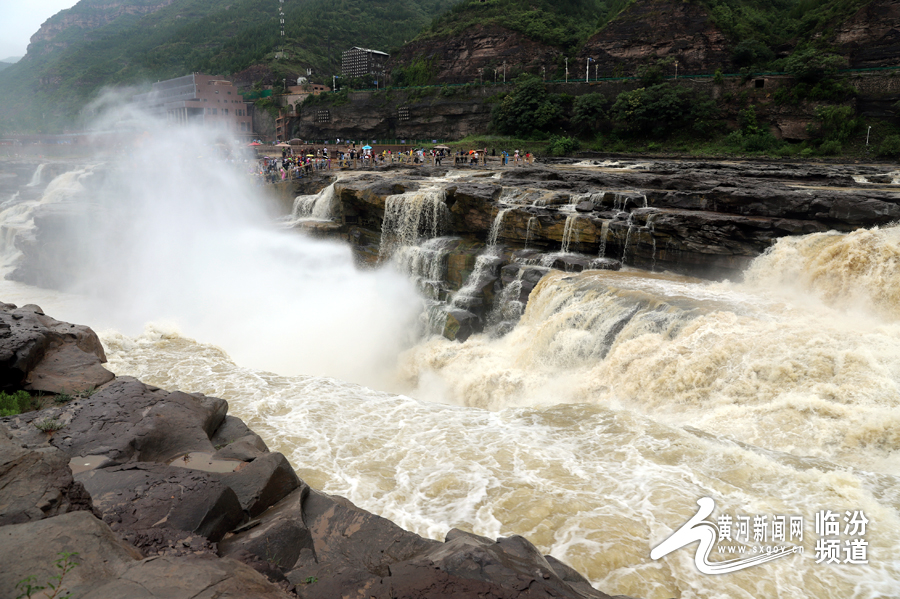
26;164;46;188
524;216;537;250
487;207;510;248
289;181;339;221
378;188;450;261
598;220;610;258
560;214;579;254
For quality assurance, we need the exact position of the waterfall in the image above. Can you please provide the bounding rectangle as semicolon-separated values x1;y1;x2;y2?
1;191;19;210
486;268;529;334
291;182;338;221
560;215;579;254
0;168;93;268
392;237;455;299
524;217;537;249
26;164;46;188
488;207;510;248
598;220;610;258
379;188;450;260
449;253;499;311
621;211;636;264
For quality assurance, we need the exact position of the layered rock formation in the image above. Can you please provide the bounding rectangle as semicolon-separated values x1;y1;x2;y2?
577;0;731;77
0;302;626;599
290;160;900;339
390;24;562;85
834;0;900;68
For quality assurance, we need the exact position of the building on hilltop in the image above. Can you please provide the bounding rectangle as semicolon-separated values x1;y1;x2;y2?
342;47;389;79
132;73;253;136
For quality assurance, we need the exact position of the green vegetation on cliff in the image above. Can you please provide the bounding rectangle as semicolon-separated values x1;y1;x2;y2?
420;0;630;51
700;0;871;51
0;0;461;134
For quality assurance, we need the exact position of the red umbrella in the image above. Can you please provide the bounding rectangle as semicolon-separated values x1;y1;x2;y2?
247;142;262;146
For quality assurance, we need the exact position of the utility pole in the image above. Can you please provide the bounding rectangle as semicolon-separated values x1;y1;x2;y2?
565;57;568;83
675;61;678;80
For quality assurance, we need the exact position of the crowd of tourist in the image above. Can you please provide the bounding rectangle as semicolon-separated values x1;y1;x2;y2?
252;145;535;183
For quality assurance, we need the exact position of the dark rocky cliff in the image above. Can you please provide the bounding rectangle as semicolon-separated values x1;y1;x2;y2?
834;0;900;68
280;159;900;341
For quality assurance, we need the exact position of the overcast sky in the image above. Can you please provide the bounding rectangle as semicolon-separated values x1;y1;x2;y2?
0;0;81;60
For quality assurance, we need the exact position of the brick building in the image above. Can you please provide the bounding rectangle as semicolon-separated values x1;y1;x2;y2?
132;73;253;136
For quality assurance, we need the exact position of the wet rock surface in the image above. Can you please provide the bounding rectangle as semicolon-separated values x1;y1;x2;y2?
300;159;900;340
0;305;627;599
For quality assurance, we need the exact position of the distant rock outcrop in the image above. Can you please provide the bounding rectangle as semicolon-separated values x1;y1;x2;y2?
390;24;562;84
25;0;177;58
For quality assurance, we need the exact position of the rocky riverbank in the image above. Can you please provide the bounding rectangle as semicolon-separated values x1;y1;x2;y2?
0;302;628;599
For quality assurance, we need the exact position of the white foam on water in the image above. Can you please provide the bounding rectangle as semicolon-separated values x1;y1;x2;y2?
98;324;900;599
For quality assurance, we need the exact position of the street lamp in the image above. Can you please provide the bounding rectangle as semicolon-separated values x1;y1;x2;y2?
565;57;568;83
542;66;546;81
586;57;591;82
867;125;872;146
503;61;506;83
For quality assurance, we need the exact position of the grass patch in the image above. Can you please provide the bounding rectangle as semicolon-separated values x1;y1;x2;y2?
0;390;33;417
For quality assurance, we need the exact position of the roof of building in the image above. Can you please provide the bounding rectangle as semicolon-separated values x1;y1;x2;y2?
344;46;389;56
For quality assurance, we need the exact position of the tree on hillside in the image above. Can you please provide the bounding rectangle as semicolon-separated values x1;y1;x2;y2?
610;83;717;137
491;74;561;137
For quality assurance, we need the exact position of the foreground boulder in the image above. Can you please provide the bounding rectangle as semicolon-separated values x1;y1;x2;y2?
0;511;292;599
77;463;245;551
3;376;226;462
0;303;114;393
0;425;93;525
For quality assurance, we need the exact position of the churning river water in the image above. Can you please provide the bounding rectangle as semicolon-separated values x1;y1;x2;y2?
1;129;898;598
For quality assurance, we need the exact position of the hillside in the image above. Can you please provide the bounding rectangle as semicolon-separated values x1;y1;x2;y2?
0;0;461;134
392;0;890;85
